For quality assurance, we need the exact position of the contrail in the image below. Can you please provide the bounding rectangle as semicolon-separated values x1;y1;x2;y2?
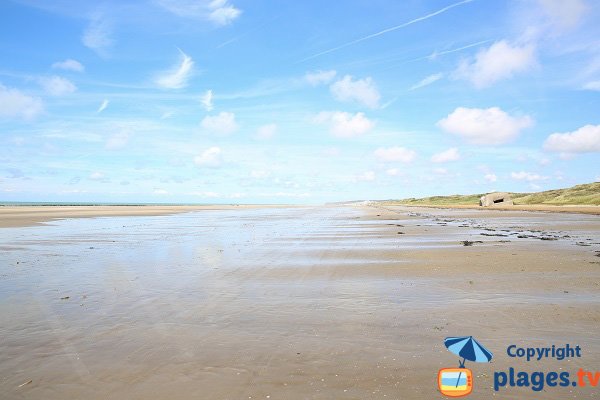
298;0;475;63
379;39;491;72
428;39;490;59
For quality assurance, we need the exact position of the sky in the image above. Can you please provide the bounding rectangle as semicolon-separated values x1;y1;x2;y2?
0;0;599;204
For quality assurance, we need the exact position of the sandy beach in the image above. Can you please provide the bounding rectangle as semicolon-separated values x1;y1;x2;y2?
0;205;281;228
1;205;599;399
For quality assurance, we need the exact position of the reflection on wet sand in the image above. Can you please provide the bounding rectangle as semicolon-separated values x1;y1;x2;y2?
1;205;599;399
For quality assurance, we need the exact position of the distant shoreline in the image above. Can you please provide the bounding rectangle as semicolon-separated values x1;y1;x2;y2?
0;204;289;228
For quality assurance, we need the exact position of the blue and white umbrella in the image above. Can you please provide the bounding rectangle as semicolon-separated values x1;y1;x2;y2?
444;336;493;388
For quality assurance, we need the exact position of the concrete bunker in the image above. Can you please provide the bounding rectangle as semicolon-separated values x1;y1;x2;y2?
479;192;513;207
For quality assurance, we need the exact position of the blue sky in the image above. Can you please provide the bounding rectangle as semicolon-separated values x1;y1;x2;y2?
0;0;599;203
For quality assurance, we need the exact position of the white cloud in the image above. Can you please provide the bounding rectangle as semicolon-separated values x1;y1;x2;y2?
484;173;497;183
538;0;586;30
330;75;380;108
157;0;241;25
386;168;400;176
201;89;213;111
39;76;77;96
89;171;105;181
209;4;242;25
97;99;109;113
431;147;460;163
455;40;536;88
543;124;600;153
52;59;84;72
437;107;533;145
82;13;113;56
0;84;43;120
374;146;416;163
433;167;448;175
153;188;169;195
305;70;337;86
154;49;194;89
583;81;600;91
255;123;277;140
201;112;238;135
314;111;374;138
511;171;548;181
356;171;376;182
194;146;223;167
410;73;443;90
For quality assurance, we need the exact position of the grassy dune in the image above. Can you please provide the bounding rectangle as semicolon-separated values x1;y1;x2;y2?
390;182;600;206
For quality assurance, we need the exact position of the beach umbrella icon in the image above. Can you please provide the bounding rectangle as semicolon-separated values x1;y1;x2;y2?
444;336;493;388
445;336;493;366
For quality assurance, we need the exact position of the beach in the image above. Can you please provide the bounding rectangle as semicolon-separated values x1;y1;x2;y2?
1;204;599;399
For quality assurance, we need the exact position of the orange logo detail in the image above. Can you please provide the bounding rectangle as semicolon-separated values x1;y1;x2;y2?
438;368;473;397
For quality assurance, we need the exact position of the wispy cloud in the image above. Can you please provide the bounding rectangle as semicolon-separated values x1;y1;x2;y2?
410;73;443;90
52;59;85;72
200;112;238;135
194;146;223;167
201;89;213;111
305;70;337;86
537;0;587;30
97;99;109;113
380;39;492;71
330;75;380;108
154;49;194;89
455;40;537;88
0;84;44;120
156;0;241;25
583;81;600;91
431;147;460;163
427;39;491;60
510;171;548;181
38;76;77;96
82;13;113;56
299;0;475;62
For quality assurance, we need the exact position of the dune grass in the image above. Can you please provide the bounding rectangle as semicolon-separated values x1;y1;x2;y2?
388;182;600;206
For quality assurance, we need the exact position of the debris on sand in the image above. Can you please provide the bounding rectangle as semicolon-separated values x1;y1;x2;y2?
480;233;509;237
397;232;405;235
18;380;32;388
462;240;483;246
540;237;558;241
60;296;70;300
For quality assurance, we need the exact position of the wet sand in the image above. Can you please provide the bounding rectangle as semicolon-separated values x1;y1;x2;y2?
382;203;600;215
1;205;599;399
0;205;278;228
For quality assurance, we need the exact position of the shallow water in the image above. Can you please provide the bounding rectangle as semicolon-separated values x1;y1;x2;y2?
1;205;599;399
